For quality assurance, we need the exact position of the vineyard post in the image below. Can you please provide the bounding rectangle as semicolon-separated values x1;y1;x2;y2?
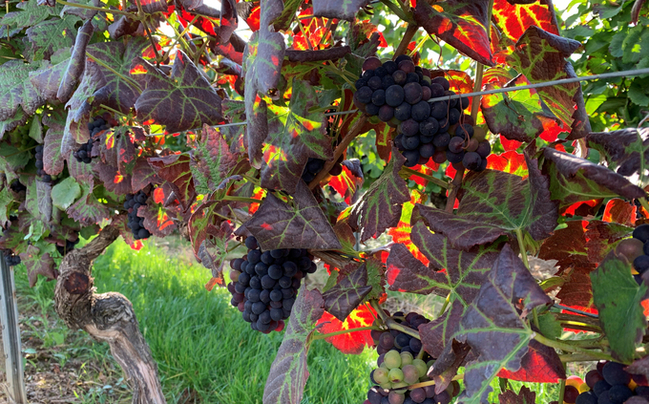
0;258;27;403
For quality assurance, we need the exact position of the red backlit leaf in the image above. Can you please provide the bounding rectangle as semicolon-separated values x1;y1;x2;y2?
315;305;376;355
496;339;565;383
602;198;636;226
492;0;559;43
148;153;196;210
327;159;364;205
487;150;528;177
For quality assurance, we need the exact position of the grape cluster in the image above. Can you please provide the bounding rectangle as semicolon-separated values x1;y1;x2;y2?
611;224;649;285
34;145;51;183
9;180;26;193
56;238;79;256
2;250;21;267
73;116;115;164
372;311;432;358
570;361;646;404
301;155;344;183
353;55;491;170
124;191;151;240
73;138;95;164
227;236;317;333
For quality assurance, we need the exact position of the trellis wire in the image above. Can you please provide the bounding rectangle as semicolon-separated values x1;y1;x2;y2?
554;304;599;318
210;67;649;129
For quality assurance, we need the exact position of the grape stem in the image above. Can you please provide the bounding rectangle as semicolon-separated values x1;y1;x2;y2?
378;0;413;23
55;0;133;15
370;299;391;323
533;333;614;362
220;196;262;204
312;325;377;341
394;24;419;58
444;168;464;213
437;292;451;318
558;375;566;404
400;167;449;189
308;115;367;190
385;318;420;339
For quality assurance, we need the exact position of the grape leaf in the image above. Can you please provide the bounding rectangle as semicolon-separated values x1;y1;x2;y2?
57;20;93;103
189;124;242;194
148;153;196;210
507;26;590;139
63;58;97;144
29;56;69;103
138;201;177;238
542;147;646;207
322;263;372;322
0;187;11;224
19;245;57;287
388;221;499;359
24;16;79;62
348;148;410;243
0;60;46;121
417;155;557;250
261;80;333;194
0;108;28;140
243;0;286;167
0;0;59;29
328;159;364;205
128;0;167;14
434;244;551;404
414;0;494;66
51;177;81;211
591;254;648;362
586;127;649;177
263;285;324;404
315;305;376;355
497;386;537;404
241;181;342;251
312;0;369;21
131;157;162;192
67;180;111;225
43;119;65;176
481;67;562;142
496;339;565;383
135;51;223;133
602;198;637;226
492;0;559;43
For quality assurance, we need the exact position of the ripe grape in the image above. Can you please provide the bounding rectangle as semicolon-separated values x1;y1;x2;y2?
382;75;395;89
402;364;419;384
421;86;431;101
419;118;439;137
448;137;464;153
398;60;415;73
607;385;632;404
403;150;420;167
406;72;419;84
379;105;394;122
403;82;423;104
585;369;604;388
394;103;412;121
400;119;420;137
419;143;435;159
476;141;491;159
386;85;405;107
393;70;407;85
402;136;420;150
363;57;382;71
411;100;431;122
409;388;426;403
366;103;380;116
633;224;649;243
430;101;447;120
383;60;397;74
593;380;612;396
429;83;444;97
431;76;450;91
462;152;482;171
388;391;405;404
357;86;373;104
564;385;579;403
602;362;631;386
456;123;474;138
634;255;649;274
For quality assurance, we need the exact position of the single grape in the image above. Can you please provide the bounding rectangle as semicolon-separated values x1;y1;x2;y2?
395;54;412;64
366;103;380;116
634;255;649;274
633;224;649;243
465;138;479;152
402;364;419;384
403;150;420;167
383;60;398;74
404;82;423;105
420;117;439;137
412;358;428;378
636;385;649;399
357;86;373;104
388;368;404;383
607;384;632;404
388;391;405;404
384;350;402;369
602;362;631;386
394;333;410;349
410;388;426;403
402;135;420;151
363;57;382;71
400;119;420;137
462;152;482;171
379;332;395;350
564;385;579;404
476;141;491;159
393;70;407;85
421;86;431;101
431;76;450;91
374;367;389;384
400;351;413;365
429;83;444;97
472;126;487;141
394;103;412;121
398;60;415;73
245;237;258;250
379;105;394;122
430;101;447;120
585;369;604;388
406;72;420;84
419;143;435;159
433;132;450;148
592;380;611;396
411;101;431;122
456;123;474;138
419;133;434;144
448;137;465;153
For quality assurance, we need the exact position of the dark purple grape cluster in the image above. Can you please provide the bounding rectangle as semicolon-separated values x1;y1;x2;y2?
124;191;150;240
227;236;317;333
9;180;26;193
73;116;114;164
73;138;94;164
573;361;646;404
631;224;649;283
372;311;432;357
301;155;344;183
34;145;51;183
2;250;21;267
56;238;79;256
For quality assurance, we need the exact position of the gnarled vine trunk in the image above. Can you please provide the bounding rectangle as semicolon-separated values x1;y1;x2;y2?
54;226;166;404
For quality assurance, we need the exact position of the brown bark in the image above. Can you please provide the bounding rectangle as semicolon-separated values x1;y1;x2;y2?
54;226;166;404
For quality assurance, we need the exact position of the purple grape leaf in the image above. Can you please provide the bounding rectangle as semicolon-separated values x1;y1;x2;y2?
63;60;97;144
135;51;223;133
67;180;111;225
43;119;65;176
57;20;93;103
85;39;148;114
271;0;301;31
481;67;562;142
312;0;369;21
414;0;494;67
261;80;333;194
190;124;242;195
0;60;46;121
0;108;28;140
196;221;234;286
507;26;591;139
19;245;57;287
67;146;94;183
148;153;196;210
0;0;58;29
585;220;631;265
348;148;410;242
108;15;143;39
243;0;286;167
543;147;646;207
591;254;648;362
498;386;536;404
29;56;69;103
99;127;137;176
263;284;324;404
434;244;551;403
126;0;167;14
586;127;649;177
322;263;372;322
188;199;235;255
139;202;178;238
387;221;499;359
36;180;52;224
627;355;649;382
93;160;133;195
131;156;162;192
417;155;557;250
241;181;342;251
24;15;78;61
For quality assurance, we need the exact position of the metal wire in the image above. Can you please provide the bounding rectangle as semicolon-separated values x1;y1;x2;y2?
208;67;649;130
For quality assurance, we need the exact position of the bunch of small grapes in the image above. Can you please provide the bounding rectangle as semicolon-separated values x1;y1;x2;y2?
227;236;317;333
34;145;51;183
2;250;21;267
9;180;26;193
570;361;647;404
371;311;432;358
56;237;79;256
124;191;151;240
301;115;344;183
73;115;116;164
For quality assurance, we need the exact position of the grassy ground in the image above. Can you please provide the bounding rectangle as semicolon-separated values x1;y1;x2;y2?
10;236;583;403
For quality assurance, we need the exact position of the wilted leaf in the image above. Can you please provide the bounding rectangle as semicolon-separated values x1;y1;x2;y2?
543;147;646;207
414;0;494;66
57;20;93;103
19;245;57;287
315;305;376;355
135;51;223;133
591;254;648;362
263;285;324;404
348;148;410;242
241;181;342;251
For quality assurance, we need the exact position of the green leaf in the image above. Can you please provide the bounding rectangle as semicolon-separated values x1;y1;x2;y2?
19;245;57;287
348;147;410;243
0;60;46;121
0;0;60;29
51;177;81;211
629;78;649;107
0;186;12;224
66;179;111;225
261;80;333;194
263;285;324;404
29;116;43;142
591;255;648;362
0;108;28;141
24;16;79;62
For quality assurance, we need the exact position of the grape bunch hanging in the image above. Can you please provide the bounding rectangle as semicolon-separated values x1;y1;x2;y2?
73;115;116;164
227;236;317;333
353;55;491;170
34;145;51;183
2;249;21;267
301;112;344;183
124;190;151;240
566;361;646;404
365;312;460;404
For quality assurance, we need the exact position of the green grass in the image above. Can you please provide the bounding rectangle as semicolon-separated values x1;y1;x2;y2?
13;237;578;403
